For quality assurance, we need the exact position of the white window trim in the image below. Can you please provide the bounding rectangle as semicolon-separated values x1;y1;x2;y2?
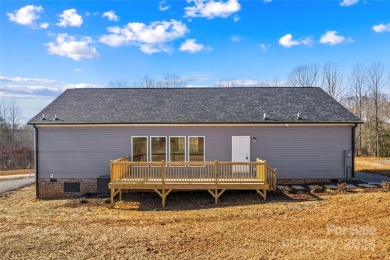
131;136;148;162
169;136;187;162
188;136;206;162
150;136;168;162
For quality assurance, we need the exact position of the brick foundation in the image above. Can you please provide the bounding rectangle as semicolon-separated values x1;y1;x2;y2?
38;178;97;198
277;178;343;185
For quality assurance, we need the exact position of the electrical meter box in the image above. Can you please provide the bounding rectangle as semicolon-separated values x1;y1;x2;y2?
344;150;353;168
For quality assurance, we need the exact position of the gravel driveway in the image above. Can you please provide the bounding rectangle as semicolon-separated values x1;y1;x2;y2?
0;178;35;194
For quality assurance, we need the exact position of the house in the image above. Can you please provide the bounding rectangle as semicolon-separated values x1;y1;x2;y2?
28;87;362;201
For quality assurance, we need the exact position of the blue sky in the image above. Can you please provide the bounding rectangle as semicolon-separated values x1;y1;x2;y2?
1;0;390;121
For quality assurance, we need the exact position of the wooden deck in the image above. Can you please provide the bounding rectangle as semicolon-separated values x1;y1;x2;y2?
109;158;277;208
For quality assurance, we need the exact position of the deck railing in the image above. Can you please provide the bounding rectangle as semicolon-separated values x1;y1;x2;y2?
110;157;277;190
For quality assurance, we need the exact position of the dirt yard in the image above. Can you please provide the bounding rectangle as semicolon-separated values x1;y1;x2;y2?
0;169;34;176
0;185;388;259
355;157;390;177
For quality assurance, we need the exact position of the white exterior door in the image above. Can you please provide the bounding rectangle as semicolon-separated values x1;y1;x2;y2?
232;136;250;173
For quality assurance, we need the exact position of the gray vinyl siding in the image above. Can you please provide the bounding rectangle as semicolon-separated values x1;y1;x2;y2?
37;125;352;179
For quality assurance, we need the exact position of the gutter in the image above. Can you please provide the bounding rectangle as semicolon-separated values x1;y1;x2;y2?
27;121;364;126
33;125;39;197
352;124;358;178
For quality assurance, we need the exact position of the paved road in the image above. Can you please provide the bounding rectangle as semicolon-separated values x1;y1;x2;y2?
0;177;35;194
354;172;390;183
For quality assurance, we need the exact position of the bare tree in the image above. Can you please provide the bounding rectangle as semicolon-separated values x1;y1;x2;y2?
288;64;319;87
162;73;186;88
7;101;22;168
0;100;32;169
348;63;367;156
129;74;187;88
366;62;385;157
215;78;237;88
273;76;280;87
321;62;344;100
108;80;129;88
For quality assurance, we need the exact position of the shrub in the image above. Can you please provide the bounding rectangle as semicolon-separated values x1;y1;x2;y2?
337;182;349;193
310;185;325;193
380;181;390;192
282;185;296;194
78;197;88;204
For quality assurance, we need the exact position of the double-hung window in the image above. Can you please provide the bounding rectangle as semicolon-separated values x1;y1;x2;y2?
169;137;186;162
188;136;205;162
150;136;167;162
132;137;148;162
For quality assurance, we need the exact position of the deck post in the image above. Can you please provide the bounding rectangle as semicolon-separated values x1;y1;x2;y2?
110;188;114;207
273;169;277;190
162;161;166;208
162;189;166;208
214;160;219;204
110;160;113;181
214;160;218;184
161;160;166;186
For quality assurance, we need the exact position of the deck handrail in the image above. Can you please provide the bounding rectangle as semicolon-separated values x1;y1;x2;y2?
110;157;277;189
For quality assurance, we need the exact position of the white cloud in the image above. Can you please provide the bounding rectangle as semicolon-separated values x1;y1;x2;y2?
99;19;188;54
63;83;103;89
0;75;57;84
214;79;288;87
140;44;171;54
180;39;207;53
0;76;106;121
186;84;210;88
7;5;43;26
279;34;301;48
233;15;240;22
74;68;83;72
259;43;271;52
0;84;61;94
230;35;241;42
45;34;99;61
0;77;104;96
262;0;272;3
39;22;49;29
57;9;83;27
340;0;359;7
159;0;170;11
372;23;390;33
319;31;352;45
102;11;119;22
184;0;241;19
302;36;314;47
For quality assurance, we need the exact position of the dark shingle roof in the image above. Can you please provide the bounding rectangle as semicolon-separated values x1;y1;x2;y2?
28;87;362;125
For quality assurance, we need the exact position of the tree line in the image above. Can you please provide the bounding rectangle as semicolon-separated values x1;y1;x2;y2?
288;62;390;157
0;100;34;170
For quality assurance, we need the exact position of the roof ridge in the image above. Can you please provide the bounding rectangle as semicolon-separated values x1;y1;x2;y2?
67;86;320;90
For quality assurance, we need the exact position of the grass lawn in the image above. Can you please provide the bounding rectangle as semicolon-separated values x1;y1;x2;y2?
0;185;389;259
0;169;34;176
355;157;390;177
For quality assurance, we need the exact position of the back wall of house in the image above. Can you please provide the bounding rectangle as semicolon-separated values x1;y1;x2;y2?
36;124;352;180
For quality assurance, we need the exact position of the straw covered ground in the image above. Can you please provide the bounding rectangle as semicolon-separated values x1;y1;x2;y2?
355;157;390;177
1;184;389;259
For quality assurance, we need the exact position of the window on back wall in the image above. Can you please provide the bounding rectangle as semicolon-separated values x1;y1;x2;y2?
132;137;148;162
189;136;205;162
151;136;167;162
169;137;186;162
